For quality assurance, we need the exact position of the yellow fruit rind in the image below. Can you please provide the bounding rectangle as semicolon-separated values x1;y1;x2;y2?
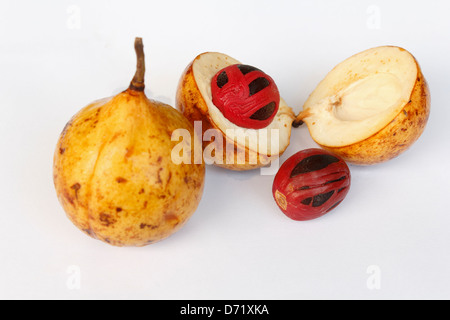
318;64;430;165
53;91;205;246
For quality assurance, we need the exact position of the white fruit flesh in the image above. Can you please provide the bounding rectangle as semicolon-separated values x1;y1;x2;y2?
192;52;294;156
303;46;418;147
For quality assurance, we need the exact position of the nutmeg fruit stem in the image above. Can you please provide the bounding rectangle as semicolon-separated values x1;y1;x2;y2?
292;109;312;128
129;37;145;92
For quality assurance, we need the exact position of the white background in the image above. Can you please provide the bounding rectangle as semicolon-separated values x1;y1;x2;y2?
1;0;449;300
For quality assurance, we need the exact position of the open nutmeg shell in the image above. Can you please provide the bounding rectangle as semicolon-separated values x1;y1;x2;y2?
293;46;430;165
176;52;295;171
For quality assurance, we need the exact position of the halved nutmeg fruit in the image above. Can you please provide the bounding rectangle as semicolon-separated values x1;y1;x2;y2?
176;52;295;171
294;46;430;165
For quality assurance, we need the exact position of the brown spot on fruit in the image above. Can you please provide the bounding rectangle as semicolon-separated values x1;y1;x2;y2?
71;183;81;190
125;146;134;158
59;147;66;155
140;223;157;230
83;228;96;238
156;168;163;184
165;212;179;224
116;207;123;212
63;190;75;205
116;177;128;183
166;128;174;138
139;188;145;194
99;213;116;227
110;132;121;143
71;183;81;200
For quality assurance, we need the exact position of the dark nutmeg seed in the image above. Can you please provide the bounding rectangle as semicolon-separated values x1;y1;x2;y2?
216;71;229;89
290;154;340;178
238;64;261;75
250;101;277;121
249;77;271;96
312;190;335;207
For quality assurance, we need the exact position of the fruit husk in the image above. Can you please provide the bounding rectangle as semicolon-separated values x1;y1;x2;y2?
176;59;294;171
317;63;430;165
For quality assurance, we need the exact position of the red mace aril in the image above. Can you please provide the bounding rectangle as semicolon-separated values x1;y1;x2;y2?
211;64;280;129
272;148;351;221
